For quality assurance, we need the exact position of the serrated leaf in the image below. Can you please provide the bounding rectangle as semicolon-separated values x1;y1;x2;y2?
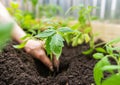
35;29;56;38
102;74;120;85
94;57;110;85
93;53;104;59
50;34;64;60
45;37;52;55
58;27;73;33
95;47;106;53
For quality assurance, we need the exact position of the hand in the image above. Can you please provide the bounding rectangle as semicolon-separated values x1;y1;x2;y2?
24;39;53;71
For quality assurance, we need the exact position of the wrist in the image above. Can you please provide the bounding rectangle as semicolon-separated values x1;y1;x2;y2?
12;24;26;43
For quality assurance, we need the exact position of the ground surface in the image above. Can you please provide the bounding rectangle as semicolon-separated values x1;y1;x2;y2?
0;41;98;85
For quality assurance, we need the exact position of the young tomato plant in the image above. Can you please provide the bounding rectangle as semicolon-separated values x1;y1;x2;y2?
65;5;96;47
35;27;73;60
67;5;102;55
93;37;120;85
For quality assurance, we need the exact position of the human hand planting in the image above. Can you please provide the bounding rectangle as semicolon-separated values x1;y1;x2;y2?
0;2;56;71
24;39;54;71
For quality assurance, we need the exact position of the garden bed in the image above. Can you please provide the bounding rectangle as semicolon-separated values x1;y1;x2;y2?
0;40;99;85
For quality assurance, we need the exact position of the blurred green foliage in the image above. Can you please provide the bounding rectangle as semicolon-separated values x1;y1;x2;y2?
38;4;62;18
0;23;13;51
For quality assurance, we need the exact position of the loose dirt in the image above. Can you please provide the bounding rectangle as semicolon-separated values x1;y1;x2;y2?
0;41;98;85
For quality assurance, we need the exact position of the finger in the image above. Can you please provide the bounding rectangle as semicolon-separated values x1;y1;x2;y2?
39;40;45;48
32;49;53;71
52;55;59;71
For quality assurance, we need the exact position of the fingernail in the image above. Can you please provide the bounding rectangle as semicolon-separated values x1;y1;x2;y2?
49;66;54;71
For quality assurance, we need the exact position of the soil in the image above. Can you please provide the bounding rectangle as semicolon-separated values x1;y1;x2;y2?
0;40;98;85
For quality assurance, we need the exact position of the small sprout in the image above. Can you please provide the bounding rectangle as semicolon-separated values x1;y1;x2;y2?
36;27;73;61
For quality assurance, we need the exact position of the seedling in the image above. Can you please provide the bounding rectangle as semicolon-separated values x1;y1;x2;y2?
66;5;100;54
65;5;96;47
93;37;120;85
35;27;73;60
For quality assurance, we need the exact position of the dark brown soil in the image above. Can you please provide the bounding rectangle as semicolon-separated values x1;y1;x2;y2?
0;41;98;85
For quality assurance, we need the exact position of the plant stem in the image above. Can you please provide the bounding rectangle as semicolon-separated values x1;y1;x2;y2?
94;42;106;48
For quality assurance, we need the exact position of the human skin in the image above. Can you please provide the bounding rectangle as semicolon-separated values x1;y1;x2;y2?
0;2;55;71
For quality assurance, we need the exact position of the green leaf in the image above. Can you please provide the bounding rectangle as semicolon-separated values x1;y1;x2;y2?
0;23;13;51
57;27;73;33
93;53;104;59
102;74;120;85
71;23;80;30
106;45;113;54
50;34;64;60
84;27;92;33
13;41;27;49
21;34;31;40
77;38;84;44
95;47;106;53
102;65;120;71
35;29;56;38
45;37;52;55
84;34;90;43
64;33;72;45
72;36;79;47
82;48;94;55
107;37;120;45
111;47;120;51
94;57;110;85
31;0;38;6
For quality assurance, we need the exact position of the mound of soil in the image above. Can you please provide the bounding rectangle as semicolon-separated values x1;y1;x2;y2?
0;41;98;85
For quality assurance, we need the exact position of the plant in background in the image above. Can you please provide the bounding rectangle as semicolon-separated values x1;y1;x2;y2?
93;37;120;85
66;4;100;54
0;23;13;51
30;0;38;16
39;17;68;31
65;4;96;47
38;4;62;18
7;2;40;33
